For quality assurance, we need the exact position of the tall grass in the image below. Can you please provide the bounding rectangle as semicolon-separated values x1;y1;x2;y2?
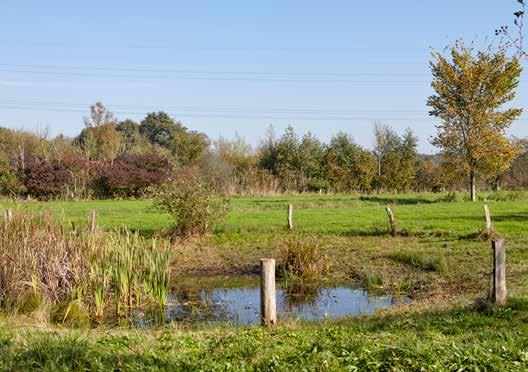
0;210;171;325
279;235;329;301
389;250;446;272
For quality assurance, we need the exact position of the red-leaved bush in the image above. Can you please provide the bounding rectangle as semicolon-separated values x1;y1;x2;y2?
93;152;171;198
23;158;71;199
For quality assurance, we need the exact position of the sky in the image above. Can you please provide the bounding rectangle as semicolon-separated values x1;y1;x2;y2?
0;0;525;153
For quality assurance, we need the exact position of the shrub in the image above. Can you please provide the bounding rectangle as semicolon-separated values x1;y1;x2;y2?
0;157;21;196
23;157;71;199
152;167;230;238
93;152;171;198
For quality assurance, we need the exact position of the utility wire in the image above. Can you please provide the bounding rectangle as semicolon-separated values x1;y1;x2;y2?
0;104;432;120
0;63;432;77
0;99;430;114
0;63;439;84
2;102;528;122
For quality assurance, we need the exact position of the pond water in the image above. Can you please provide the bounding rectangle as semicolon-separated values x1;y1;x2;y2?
135;277;401;327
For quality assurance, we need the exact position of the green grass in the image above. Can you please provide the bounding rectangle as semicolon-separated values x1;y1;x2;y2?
2;192;528;239
389;250;446;272
0;199;171;236
1;299;527;370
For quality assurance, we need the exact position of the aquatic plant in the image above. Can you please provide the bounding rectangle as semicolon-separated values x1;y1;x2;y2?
144;239;171;308
0;210;173;325
279;235;329;298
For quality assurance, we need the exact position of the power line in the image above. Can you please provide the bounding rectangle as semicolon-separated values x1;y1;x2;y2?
0;63;438;84
0;99;430;115
2;101;528;122
0;104;433;121
2;63;528;81
0;69;431;83
0;63;432;77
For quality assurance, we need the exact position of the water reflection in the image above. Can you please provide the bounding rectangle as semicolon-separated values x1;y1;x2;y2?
136;281;398;327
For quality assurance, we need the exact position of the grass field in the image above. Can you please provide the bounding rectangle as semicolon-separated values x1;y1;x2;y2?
2;192;528;238
1;192;528;370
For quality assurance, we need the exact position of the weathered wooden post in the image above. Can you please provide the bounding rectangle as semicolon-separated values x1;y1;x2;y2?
287;204;293;230
88;210;97;233
5;208;13;222
385;206;397;236
484;204;493;233
491;238;507;305
260;258;277;326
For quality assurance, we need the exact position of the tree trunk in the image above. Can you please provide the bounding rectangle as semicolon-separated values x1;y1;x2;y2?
470;169;477;202
493;176;501;192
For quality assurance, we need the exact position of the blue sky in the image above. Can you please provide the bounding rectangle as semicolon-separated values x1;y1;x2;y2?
0;0;525;153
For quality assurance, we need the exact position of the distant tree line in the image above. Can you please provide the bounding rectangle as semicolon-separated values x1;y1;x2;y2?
0;101;526;200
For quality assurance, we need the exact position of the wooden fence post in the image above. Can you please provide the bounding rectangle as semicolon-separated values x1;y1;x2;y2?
88;210;97;233
385;206;397;236
287;204;293;230
5;208;13;222
484;204;493;233
492;238;507;305
260;258;277;326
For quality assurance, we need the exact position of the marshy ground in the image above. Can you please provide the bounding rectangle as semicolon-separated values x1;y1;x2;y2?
0;192;527;370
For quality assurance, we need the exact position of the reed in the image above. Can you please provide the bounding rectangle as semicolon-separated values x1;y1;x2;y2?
0;210;172;325
279;235;329;298
145;239;171;308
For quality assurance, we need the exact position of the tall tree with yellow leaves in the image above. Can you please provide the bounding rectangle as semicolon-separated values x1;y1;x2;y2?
427;42;522;201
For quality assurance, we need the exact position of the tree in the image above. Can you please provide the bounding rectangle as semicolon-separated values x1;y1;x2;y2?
83;102;116;128
298;132;325;191
427;42;522;201
79;103;122;162
324;132;376;192
139;112;209;165
139;112;176;147
496;1;527;58
398;129;419;192
503;138;528;188
258;125;278;172
373;125;418;192
116;119;142;152
170;128;209;165
213;134;254;172
78;124;123;163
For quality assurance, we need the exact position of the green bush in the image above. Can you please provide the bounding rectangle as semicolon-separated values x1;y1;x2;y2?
152;168;230;238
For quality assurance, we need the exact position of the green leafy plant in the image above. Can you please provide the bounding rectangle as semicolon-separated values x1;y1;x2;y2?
152;167;230;238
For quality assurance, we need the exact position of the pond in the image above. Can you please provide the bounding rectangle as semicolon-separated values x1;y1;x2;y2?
135;276;403;327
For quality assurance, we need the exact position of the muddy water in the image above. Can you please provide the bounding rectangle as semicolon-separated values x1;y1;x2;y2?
137;276;400;327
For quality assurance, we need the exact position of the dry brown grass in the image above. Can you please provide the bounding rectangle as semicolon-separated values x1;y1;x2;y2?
0;211;91;309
